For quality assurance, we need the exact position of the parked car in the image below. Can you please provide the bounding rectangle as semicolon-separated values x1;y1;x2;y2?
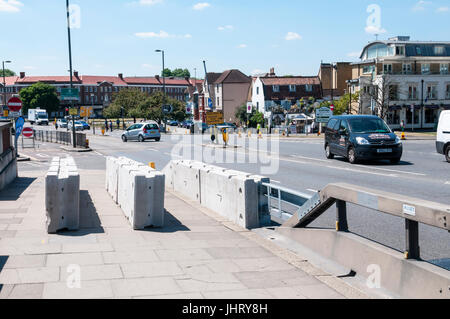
324;115;403;164
183;120;194;129
436;110;450;163
121;121;161;142
168;120;179;126
78;120;91;130
56;119;68;128
68;121;84;131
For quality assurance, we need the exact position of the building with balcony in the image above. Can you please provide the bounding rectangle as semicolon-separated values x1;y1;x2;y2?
349;36;450;130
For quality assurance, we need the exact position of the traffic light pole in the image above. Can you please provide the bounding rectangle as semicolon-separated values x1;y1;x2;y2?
66;0;76;148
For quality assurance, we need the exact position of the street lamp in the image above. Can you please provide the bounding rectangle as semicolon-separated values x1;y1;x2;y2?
91;93;95;135
66;0;76;148
155;49;167;132
2;60;11;113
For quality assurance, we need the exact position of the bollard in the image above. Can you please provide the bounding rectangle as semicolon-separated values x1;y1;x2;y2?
248;131;252;138
86;139;89;148
149;162;156;169
238;130;242;138
401;132;406;140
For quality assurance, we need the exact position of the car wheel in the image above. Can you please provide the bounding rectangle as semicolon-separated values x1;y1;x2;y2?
325;144;334;159
390;158;401;164
121;135;127;143
348;147;358;164
155;137;161;142
445;145;450;163
138;135;145;143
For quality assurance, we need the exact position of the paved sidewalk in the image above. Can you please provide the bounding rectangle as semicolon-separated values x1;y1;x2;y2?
0;166;348;299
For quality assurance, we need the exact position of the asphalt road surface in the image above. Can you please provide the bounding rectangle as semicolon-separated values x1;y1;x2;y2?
19;128;450;270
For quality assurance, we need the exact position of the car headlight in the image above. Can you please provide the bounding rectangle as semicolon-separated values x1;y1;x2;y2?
356;137;370;145
395;136;402;145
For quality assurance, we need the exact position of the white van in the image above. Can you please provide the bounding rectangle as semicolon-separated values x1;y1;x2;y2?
436;110;450;163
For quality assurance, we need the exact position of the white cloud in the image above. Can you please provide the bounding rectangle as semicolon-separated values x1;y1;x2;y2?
23;66;37;70
193;2;210;10
412;1;432;12
0;0;23;12
365;25;387;34
437;6;449;12
139;0;163;5
237;44;247;48
135;30;171;38
218;25;233;31
135;31;192;39
285;32;302;41
251;69;264;76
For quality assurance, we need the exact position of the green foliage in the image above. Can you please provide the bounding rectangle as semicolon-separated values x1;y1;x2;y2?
235;104;264;128
105;89;187;123
19;82;60;114
162;68;191;78
332;92;360;115
0;69;15;77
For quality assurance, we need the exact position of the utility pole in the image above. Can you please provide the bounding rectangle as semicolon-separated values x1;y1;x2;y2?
66;0;76;148
155;50;166;132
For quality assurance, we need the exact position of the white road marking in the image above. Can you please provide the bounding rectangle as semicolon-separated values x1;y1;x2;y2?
326;165;397;177
36;153;49;158
446;181;450;185
271;180;281;184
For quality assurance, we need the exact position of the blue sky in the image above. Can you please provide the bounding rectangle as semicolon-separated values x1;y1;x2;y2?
0;0;449;77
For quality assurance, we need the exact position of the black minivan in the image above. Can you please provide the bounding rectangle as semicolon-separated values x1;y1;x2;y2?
324;115;403;164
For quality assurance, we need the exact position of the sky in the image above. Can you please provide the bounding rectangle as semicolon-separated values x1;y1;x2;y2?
0;0;449;78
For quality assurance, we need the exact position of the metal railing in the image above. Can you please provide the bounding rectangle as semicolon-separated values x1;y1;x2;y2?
262;183;313;225
281;183;450;260
33;129;87;148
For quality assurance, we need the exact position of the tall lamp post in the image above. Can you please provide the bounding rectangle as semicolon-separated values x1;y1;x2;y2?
66;0;76;148
155;49;167;132
2;60;11;115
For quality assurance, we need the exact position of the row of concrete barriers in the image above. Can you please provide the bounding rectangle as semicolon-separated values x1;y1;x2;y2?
106;157;165;230
163;160;271;229
45;157;80;234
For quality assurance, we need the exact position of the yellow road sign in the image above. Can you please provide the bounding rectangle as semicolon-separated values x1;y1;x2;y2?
206;112;224;126
80;106;93;117
69;108;78;116
3;110;8;117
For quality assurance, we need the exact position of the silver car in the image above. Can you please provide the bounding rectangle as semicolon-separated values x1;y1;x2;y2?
121;122;161;142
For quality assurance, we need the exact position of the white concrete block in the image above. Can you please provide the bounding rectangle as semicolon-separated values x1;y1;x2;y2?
172;161;201;202
45;157;80;234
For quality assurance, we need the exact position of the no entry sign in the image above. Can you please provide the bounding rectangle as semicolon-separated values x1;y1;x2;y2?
22;127;34;138
7;97;23;112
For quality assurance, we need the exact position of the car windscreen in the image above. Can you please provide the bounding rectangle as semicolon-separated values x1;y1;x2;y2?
146;124;159;130
347;118;391;134
38;114;48;118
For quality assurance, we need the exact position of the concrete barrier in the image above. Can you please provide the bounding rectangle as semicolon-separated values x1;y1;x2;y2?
106;157;165;230
0;148;17;192
45;157;80;234
165;160;269;229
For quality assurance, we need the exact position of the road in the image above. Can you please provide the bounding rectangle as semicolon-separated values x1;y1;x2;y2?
19;126;450;270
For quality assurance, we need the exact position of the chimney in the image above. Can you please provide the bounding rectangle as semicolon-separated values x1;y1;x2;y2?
155;75;160;81
74;71;79;78
20;72;25;79
118;73;123;80
269;67;275;76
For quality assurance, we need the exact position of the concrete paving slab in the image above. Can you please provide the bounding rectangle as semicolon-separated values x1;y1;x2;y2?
155;248;214;262
43;280;114;299
103;250;159;264
111;277;182;298
46;252;104;267
202;288;273;299
60;264;123;282
120;261;183;278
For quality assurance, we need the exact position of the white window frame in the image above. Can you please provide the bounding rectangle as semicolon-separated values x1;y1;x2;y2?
440;63;449;75
305;84;312;92
272;85;280;92
421;63;431;75
383;64;393;74
426;84;437;100
402;63;412;74
289;85;296;92
434;46;445;55
408;85;418;100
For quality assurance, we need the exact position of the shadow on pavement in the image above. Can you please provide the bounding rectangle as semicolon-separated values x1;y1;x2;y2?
0;255;8;295
0;177;37;201
56;190;105;236
140;210;190;233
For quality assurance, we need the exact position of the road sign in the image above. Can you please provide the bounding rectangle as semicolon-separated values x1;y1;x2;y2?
15;117;25;139
3;109;8;117
61;88;80;101
330;104;335;112
7;97;22;113
316;107;333;123
69;108;78;116
247;102;253;114
22;127;34;138
208;98;213;109
186;103;193;115
206;112;224;126
162;105;173;114
80;106;93;117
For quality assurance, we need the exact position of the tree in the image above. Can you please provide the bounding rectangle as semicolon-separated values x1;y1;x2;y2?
333;92;360;116
361;75;400;119
235;104;263;128
107;88;148;119
162;68;190;78
19;82;60;114
0;69;15;77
